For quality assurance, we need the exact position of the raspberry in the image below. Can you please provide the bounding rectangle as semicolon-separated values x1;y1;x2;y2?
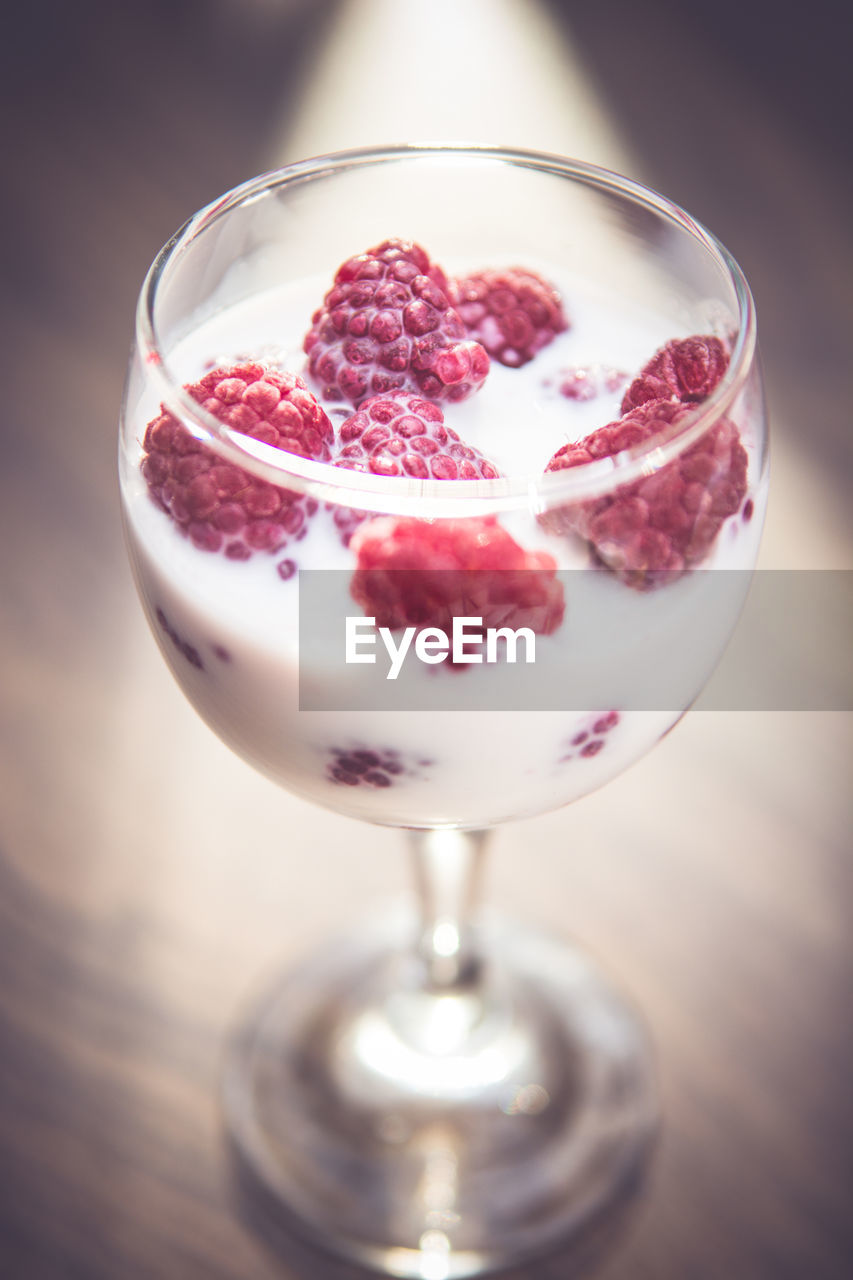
451;267;568;368
350;516;565;638
558;365;628;402
327;393;501;548
335;393;501;481
559;710;621;762
304;239;490;405
543;400;748;587
327;746;412;788
155;607;203;670
329;503;369;549
620;335;728;413
141;363;332;560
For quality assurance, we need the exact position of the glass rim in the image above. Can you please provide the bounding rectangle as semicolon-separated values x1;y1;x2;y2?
136;143;757;517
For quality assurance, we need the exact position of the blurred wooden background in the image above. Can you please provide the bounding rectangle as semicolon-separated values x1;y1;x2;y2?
0;1;851;1277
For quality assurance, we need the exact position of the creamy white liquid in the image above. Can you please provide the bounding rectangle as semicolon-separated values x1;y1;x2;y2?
121;269;766;828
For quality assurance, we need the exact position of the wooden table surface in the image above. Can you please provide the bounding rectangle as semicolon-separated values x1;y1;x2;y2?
1;2;851;1277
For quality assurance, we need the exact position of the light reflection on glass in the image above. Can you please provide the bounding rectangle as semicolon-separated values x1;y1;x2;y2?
431;919;461;959
350;1007;529;1096
418;1229;451;1280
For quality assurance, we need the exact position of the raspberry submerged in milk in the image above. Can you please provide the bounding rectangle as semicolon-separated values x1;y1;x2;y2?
327;391;502;546
304;239;490;405
326;746;430;789
558;365;628;402
543;338;748;589
350;516;565;638
335;393;501;481
451;267;568;368
559;711;621;763
620;335;728;413
141;363;330;560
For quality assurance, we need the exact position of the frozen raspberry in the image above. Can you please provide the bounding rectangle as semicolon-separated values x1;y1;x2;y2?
558;365;628;402
559;711;620;763
335;393;501;481
327;746;413;788
304;239;490;405
141;363;331;559
620;335;729;413
350;516;565;638
543;400;748;587
451;267;568;368
326;503;368;549
155;607;204;670
327;393;501;547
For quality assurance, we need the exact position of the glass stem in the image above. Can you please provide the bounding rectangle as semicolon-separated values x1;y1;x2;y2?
408;828;489;991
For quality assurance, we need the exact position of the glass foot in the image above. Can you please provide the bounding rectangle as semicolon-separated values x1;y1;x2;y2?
223;910;658;1277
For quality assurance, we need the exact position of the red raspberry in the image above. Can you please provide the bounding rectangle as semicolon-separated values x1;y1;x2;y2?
335;393;501;481
558;365;628;401
543;399;748;587
304;239;490;406
350;516;565;638
620;335;728;413
559;710;621;762
155;607;203;670
141;363;332;559
451;267;568;368
329;503;369;549
327;746;411;788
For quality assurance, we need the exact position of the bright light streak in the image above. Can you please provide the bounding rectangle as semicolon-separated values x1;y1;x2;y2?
274;0;635;175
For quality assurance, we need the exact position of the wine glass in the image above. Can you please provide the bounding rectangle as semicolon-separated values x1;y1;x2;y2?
119;146;767;1277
